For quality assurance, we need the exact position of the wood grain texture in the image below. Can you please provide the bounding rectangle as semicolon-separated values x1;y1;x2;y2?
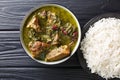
0;31;80;67
0;68;94;80
0;68;119;80
0;0;107;30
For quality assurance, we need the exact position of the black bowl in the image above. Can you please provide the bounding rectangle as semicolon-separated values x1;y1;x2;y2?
77;13;120;80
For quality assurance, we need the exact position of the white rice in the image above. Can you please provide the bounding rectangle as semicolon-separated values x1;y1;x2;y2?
80;18;120;79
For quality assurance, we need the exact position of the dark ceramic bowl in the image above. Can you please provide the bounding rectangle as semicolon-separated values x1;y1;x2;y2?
78;13;120;80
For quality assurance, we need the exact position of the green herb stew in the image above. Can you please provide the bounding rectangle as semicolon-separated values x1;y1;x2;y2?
22;5;79;62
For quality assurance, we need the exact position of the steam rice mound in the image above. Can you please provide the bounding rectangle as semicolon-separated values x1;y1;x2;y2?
81;18;120;79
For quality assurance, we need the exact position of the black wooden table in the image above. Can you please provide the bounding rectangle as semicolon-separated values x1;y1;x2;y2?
0;0;120;80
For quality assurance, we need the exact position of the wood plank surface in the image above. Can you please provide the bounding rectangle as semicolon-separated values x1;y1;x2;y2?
0;68;118;80
0;68;94;80
0;0;107;30
0;0;119;30
0;68;120;80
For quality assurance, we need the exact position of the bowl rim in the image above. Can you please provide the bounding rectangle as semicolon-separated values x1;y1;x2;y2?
20;4;81;65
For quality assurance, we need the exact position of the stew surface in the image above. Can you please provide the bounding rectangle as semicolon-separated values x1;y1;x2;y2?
22;6;79;62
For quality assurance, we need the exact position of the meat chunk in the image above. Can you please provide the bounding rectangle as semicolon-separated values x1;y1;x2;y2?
27;16;40;32
45;45;70;61
29;41;49;58
38;10;47;19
